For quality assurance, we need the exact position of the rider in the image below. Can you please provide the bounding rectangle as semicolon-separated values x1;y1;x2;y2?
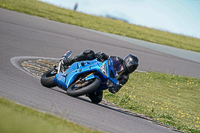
63;50;139;102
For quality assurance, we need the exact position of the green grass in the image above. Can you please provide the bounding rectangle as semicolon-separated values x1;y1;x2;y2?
0;0;200;52
104;72;200;133
1;73;199;133
0;0;200;132
0;97;102;133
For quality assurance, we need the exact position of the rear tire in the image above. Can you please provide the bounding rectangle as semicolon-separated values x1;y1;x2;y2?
67;78;101;97
40;69;56;88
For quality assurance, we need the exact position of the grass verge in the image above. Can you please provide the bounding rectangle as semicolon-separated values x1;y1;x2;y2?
0;0;200;132
0;0;200;52
0;97;102;133
103;72;200;133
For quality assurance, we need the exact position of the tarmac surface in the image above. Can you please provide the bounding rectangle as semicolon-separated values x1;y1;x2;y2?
88;29;200;63
1;8;200;133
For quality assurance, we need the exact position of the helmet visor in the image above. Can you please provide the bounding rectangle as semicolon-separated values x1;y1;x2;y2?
111;58;124;77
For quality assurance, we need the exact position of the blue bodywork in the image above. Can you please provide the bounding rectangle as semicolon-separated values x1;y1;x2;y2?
54;58;119;92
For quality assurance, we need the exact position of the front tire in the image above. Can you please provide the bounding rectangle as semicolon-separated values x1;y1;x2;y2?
67;78;101;97
88;91;103;104
40;69;56;88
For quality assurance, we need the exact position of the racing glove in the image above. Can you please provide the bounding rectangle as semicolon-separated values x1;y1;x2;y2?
109;74;129;94
109;85;121;94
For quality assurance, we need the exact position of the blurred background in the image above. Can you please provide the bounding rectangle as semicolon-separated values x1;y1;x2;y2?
40;0;200;39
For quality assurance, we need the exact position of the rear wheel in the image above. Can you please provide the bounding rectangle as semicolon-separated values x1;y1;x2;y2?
40;69;56;88
67;78;101;97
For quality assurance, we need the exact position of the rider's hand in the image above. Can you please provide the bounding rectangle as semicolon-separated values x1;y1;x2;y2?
108;85;121;94
109;88;117;94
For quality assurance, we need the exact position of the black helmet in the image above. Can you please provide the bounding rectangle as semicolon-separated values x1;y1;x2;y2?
123;54;139;74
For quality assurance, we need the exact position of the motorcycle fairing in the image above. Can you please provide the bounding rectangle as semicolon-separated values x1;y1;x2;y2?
54;58;119;91
54;59;101;89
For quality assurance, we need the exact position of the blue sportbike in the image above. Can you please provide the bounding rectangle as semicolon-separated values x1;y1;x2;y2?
41;51;121;104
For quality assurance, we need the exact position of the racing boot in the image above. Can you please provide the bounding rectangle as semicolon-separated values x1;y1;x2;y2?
64;50;95;66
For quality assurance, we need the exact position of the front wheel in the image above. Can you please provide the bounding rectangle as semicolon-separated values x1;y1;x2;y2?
40;69;57;88
67;78;101;97
88;91;103;104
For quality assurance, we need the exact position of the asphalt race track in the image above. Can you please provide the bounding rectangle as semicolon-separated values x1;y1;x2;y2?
0;8;200;133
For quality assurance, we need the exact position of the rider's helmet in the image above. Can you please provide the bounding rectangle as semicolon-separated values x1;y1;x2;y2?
123;54;139;74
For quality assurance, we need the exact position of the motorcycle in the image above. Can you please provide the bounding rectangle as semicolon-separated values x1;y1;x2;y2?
40;51;120;104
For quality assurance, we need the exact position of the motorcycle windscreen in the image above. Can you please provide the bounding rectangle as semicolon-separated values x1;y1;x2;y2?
111;58;124;77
